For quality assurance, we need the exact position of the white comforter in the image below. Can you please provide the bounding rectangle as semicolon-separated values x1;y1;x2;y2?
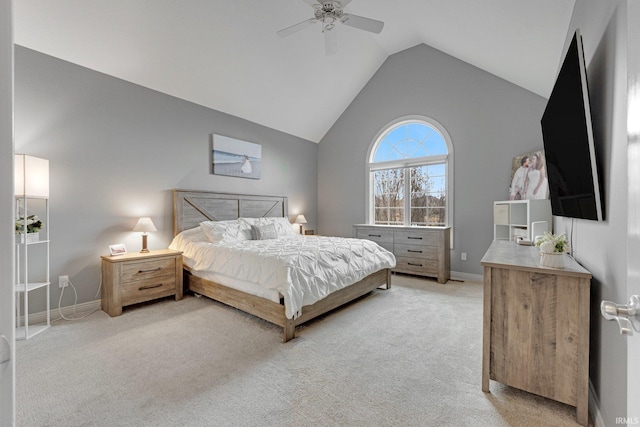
170;230;396;319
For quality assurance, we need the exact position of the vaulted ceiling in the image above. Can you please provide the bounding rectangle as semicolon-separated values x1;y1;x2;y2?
14;0;576;143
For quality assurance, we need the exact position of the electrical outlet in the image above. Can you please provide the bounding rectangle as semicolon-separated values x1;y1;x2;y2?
461;253;467;261
59;275;69;288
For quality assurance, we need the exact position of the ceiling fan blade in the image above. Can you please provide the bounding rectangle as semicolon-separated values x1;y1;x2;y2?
325;27;337;55
339;0;353;6
341;13;384;34
277;18;316;38
302;0;321;6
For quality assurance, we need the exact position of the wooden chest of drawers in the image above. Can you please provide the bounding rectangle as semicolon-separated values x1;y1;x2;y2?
353;225;450;283
101;249;183;316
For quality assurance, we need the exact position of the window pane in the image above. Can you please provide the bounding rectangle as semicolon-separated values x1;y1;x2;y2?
427;207;446;226
372;122;448;163
411;192;426;208
372;168;404;225
428;177;446;195
411;166;431;193
428;194;446;208
411;208;427;226
424;132;448;155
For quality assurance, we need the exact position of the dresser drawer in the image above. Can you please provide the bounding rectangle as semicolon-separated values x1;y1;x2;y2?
395;256;439;275
394;244;438;259
121;257;176;283
121;276;177;306
356;228;394;245
394;230;439;246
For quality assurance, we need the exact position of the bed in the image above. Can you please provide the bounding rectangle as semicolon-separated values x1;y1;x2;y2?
170;189;395;342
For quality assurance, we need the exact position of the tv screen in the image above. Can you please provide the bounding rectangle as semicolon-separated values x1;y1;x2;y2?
541;29;604;221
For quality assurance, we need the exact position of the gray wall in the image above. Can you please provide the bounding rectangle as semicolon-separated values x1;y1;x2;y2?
14;47;318;312
318;43;548;276
556;0;630;424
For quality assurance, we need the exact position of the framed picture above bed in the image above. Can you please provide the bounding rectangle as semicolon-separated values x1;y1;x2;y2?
211;134;262;179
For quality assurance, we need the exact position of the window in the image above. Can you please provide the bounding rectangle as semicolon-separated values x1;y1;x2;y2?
367;117;452;227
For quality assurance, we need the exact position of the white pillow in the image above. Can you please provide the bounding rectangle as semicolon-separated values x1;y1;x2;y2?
181;226;210;243
199;220;251;243
239;217;297;237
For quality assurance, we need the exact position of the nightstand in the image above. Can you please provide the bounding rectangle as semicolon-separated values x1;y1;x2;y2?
100;249;183;316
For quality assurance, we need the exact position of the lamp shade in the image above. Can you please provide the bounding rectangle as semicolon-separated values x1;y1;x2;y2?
15;154;49;197
133;217;157;233
294;215;307;225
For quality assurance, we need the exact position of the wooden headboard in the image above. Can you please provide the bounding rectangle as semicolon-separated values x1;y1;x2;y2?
173;189;289;235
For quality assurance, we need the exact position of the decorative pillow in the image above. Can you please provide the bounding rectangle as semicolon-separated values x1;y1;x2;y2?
250;224;278;240
240;217;297;237
199;220;251;243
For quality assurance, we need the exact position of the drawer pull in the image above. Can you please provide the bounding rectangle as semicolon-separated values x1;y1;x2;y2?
138;267;162;273
407;249;423;253
368;234;382;238
408;262;423;267
407;236;423;240
139;283;163;291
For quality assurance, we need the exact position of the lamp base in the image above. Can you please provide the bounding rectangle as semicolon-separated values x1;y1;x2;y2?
140;234;149;253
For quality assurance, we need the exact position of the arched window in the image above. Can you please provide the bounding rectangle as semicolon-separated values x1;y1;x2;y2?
367;117;453;227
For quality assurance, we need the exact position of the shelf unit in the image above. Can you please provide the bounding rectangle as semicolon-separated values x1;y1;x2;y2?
493;199;552;241
15;154;50;340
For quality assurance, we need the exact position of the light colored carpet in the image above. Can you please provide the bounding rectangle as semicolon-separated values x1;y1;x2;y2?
16;275;585;426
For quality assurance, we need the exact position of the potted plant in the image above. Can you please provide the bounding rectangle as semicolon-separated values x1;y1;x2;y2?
15;214;43;243
535;231;569;268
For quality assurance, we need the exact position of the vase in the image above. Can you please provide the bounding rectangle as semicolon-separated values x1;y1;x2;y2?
540;251;565;268
18;232;40;244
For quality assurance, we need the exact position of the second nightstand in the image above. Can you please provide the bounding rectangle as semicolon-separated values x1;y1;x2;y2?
101;249;183;317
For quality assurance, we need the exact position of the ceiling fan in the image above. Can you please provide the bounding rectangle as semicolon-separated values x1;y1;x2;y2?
277;0;384;55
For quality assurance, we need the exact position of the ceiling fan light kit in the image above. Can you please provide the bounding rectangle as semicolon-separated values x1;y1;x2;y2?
277;0;384;55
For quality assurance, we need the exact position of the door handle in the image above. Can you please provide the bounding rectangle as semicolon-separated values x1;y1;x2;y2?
600;295;640;335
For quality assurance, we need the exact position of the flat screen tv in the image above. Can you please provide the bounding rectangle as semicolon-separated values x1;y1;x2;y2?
541;29;604;221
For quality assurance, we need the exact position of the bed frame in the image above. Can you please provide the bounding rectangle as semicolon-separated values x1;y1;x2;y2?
173;189;391;342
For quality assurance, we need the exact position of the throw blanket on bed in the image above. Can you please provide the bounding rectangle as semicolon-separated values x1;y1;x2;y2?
170;229;396;319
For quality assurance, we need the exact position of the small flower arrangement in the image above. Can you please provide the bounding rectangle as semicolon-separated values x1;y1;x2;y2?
535;231;569;254
15;214;42;234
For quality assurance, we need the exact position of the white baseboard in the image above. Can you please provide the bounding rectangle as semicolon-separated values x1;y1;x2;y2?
450;270;484;283
19;300;102;325
589;379;605;427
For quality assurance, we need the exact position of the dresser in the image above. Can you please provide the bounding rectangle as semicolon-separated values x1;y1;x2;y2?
101;249;183;316
353;225;450;283
481;240;591;426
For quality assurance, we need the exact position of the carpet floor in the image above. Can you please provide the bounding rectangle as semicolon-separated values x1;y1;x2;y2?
16;274;586;426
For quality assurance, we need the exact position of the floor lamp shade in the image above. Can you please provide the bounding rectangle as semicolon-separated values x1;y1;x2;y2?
15;154;49;197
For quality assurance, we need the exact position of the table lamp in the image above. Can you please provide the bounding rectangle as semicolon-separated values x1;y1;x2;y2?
294;214;307;234
133;217;157;253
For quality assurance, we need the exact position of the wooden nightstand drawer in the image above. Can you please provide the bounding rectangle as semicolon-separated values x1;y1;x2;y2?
101;249;183;317
121;276;177;306
121;258;176;283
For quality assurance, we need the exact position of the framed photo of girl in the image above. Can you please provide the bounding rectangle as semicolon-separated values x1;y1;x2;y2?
508;150;549;200
211;134;262;179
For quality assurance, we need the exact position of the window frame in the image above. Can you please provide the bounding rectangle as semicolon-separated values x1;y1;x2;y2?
366;116;454;228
